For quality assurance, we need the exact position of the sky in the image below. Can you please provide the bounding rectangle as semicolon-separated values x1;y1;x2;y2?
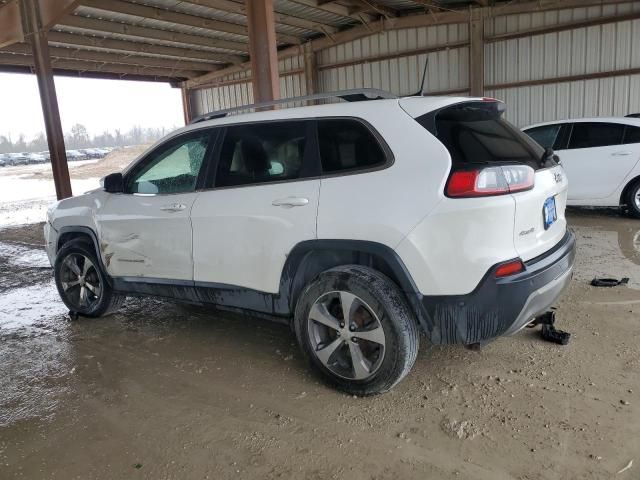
0;72;184;141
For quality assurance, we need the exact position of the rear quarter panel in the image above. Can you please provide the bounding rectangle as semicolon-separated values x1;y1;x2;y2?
316;102;450;249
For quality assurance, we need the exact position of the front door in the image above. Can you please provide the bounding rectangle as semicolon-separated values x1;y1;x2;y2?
191;120;319;294
96;129;214;281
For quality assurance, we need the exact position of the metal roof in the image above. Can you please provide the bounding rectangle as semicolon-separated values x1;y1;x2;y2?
0;0;516;83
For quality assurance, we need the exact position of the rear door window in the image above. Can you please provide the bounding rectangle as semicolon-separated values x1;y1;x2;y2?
417;101;544;170
567;122;625;149
623;125;640;144
214;121;312;188
317;119;388;174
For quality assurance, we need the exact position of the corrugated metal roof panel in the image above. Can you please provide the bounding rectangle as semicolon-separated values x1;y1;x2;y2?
74;6;250;43
275;0;356;27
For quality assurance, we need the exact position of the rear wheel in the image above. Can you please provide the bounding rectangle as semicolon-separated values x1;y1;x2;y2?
625;181;640;219
294;265;419;395
54;239;125;317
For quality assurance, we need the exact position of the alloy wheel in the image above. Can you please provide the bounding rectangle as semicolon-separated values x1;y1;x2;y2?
59;253;102;310
307;291;386;380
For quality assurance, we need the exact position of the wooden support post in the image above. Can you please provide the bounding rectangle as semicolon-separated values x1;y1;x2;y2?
245;0;280;104
303;42;317;95
181;87;193;124
21;0;72;199
469;12;485;97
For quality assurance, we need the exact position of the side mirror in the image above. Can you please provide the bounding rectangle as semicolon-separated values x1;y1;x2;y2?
103;172;124;193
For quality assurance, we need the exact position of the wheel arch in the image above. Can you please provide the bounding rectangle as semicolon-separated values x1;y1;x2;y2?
56;226;111;282
276;240;423;320
619;175;640;206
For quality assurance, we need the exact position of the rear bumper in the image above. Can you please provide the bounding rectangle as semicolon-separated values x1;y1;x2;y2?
418;230;576;345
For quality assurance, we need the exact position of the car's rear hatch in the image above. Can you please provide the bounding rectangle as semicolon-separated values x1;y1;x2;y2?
401;97;568;262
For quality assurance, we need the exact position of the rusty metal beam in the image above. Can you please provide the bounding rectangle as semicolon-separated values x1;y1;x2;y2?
6;43;219;72
303;42;317;95
181;87;193;124
0;1;24;48
47;31;245;64
469;11;484;97
0;52;201;78
246;0;280;103
21;0;72;199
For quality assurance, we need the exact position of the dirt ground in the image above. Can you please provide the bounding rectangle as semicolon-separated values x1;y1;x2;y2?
0;209;639;479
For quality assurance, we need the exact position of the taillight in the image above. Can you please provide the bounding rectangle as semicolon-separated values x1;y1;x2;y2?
495;259;525;278
446;165;534;198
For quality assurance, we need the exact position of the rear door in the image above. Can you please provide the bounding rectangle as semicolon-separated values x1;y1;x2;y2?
556;122;633;200
190;120;319;294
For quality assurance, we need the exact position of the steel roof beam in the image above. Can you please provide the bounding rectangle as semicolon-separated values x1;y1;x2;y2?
0;51;201;78
5;43;220;71
47;31;245;64
59;14;251;53
78;0;302;45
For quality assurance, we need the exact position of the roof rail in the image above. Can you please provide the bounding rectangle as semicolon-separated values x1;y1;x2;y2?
189;88;396;124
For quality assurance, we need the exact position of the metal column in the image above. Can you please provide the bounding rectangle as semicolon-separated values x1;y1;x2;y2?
469;12;485;97
181;87;192;124
22;0;72;199
245;0;280;104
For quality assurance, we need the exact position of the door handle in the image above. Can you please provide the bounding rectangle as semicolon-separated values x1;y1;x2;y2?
272;197;309;208
160;203;187;212
612;151;632;156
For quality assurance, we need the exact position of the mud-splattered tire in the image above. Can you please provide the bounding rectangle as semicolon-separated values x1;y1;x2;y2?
54;239;125;317
625;181;640;219
294;265;419;396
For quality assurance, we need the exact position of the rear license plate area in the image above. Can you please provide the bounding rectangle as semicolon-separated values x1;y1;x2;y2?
543;196;557;230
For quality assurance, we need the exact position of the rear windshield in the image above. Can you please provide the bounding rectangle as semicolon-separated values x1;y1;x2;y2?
416;101;545;170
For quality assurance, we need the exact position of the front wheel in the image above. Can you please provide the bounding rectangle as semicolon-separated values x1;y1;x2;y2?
625;181;640;219
54;239;125;317
294;265;420;396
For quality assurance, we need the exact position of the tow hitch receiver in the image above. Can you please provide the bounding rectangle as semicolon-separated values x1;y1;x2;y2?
527;311;571;345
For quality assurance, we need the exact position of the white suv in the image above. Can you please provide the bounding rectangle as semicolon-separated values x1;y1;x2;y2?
45;90;576;395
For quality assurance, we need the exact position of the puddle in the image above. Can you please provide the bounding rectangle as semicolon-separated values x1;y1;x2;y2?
567;209;640;289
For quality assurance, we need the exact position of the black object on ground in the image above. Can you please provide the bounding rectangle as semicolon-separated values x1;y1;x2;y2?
591;277;629;287
68;310;79;321
527;311;571;345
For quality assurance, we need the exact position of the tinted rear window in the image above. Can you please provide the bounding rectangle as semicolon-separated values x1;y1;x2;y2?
568;122;624;149
416;102;544;169
623;125;640;144
317;119;387;174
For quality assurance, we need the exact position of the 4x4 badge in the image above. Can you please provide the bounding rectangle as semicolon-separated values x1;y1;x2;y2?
553;172;563;183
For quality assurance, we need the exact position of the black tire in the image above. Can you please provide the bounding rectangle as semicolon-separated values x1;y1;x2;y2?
625;181;640;219
294;265;419;396
54;238;125;317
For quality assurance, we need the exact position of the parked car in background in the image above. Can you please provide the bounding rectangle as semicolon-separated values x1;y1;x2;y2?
26;152;46;164
66;150;86;161
0;156;5;167
6;153;29;165
523;117;640;217
45;91;575;395
39;151;51;162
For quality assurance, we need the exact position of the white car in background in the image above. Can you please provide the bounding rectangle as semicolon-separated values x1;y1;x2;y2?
523;116;640;217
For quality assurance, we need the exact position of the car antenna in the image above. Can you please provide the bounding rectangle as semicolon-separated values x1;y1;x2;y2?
409;58;429;97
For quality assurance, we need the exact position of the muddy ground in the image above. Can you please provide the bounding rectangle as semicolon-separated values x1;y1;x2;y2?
0;210;639;480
